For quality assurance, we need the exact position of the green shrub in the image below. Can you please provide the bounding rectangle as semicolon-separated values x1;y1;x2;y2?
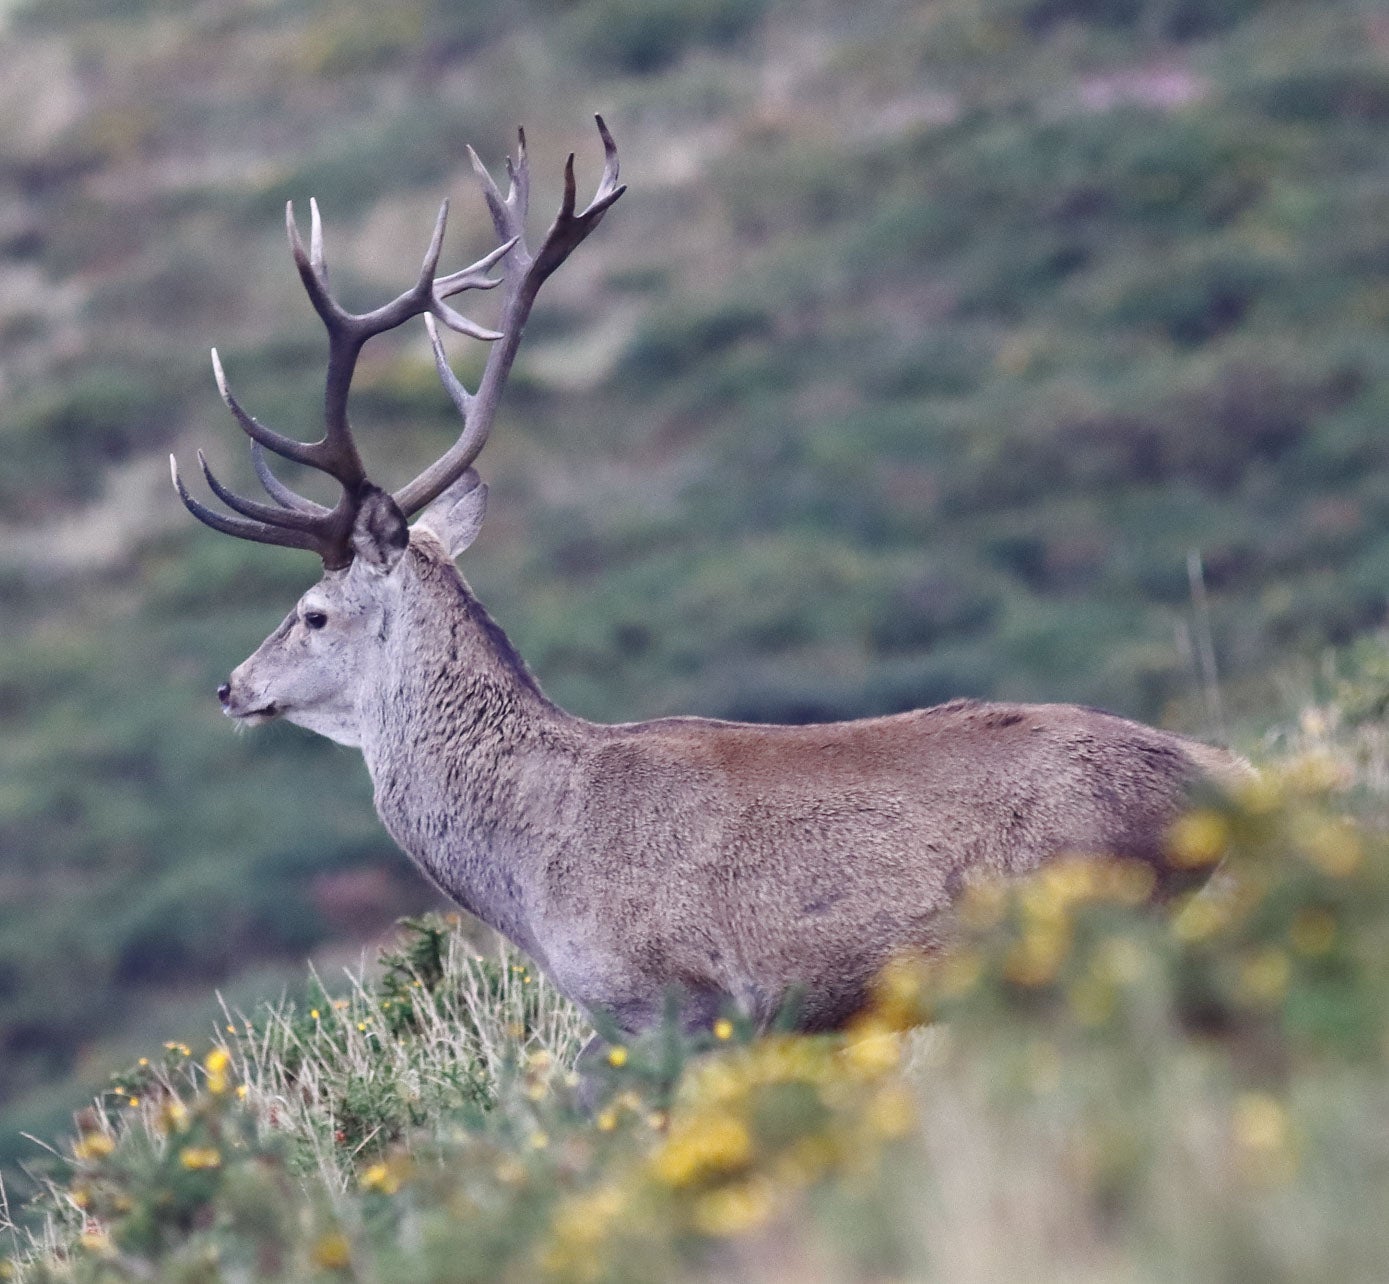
1014;0;1262;39
564;0;768;74
0;370;171;507
618;299;772;384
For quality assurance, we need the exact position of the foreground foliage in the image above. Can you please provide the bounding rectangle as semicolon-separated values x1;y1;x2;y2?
5;730;1388;1281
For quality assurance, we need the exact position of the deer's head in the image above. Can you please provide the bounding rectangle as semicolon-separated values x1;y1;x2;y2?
173;121;623;747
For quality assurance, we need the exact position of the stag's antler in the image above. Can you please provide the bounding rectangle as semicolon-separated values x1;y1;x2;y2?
171;117;624;569
393;116;623;516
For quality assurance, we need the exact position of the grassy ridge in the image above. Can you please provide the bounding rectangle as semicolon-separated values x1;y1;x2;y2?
6;675;1389;1280
5;0;1389;1191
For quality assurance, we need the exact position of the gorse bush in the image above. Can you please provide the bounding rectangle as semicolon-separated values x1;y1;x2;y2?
6;744;1388;1281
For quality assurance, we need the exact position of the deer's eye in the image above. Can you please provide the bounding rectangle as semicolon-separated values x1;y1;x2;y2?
303;610;328;630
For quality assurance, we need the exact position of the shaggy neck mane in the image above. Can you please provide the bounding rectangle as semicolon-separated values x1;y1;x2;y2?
402;540;556;713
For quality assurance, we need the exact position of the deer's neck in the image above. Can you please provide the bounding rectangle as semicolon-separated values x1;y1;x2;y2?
358;550;586;961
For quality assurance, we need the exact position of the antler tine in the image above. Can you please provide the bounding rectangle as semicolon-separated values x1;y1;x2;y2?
423;313;479;436
310;199;327;280
594;115;622;205
352;196;450;333
432;235;514;340
284;198;369;492
250;442;330;516
434;235;514;300
560;152;577;220
171;348;349;561
171;455;324;555
532;115;626;284
286;200;344;330
392;117;625;519
509;127;531;225
469;143;520;247
212;348;321;470
196;450;332;533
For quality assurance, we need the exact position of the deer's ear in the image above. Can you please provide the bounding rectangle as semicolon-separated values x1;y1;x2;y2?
351;485;410;572
414;468;488;559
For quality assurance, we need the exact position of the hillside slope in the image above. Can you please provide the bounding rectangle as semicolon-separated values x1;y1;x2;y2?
3;0;1389;1166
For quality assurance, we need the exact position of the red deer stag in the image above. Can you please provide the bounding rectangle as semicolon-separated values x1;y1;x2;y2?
173;119;1242;1051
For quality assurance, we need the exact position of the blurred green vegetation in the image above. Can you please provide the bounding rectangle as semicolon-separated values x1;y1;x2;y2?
3;0;1389;1187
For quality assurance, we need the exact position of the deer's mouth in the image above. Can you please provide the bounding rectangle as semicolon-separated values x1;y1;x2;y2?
226;701;281;724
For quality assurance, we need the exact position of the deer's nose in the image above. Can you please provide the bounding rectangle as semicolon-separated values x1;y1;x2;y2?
217;682;231;706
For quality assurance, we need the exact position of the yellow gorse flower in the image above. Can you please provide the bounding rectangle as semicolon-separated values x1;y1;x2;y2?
864;1084;916;1139
548;1184;625;1250
1168;809;1229;868
158;1100;189;1134
73;1132;114;1162
179;1146;221;1170
78;1230;112;1256
204;1047;231;1094
1003;922;1070;987
959;878;1008;929
869;957;929;1029
1280;752;1352;796
1298;817;1363;877
841;1027;902;1078
1174;895;1228;943
653;1115;752;1187
691;1177;774;1236
360;1161;404;1195
311;1232;352;1270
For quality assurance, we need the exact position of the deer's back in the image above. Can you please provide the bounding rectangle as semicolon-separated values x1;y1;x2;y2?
535;699;1239;1032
